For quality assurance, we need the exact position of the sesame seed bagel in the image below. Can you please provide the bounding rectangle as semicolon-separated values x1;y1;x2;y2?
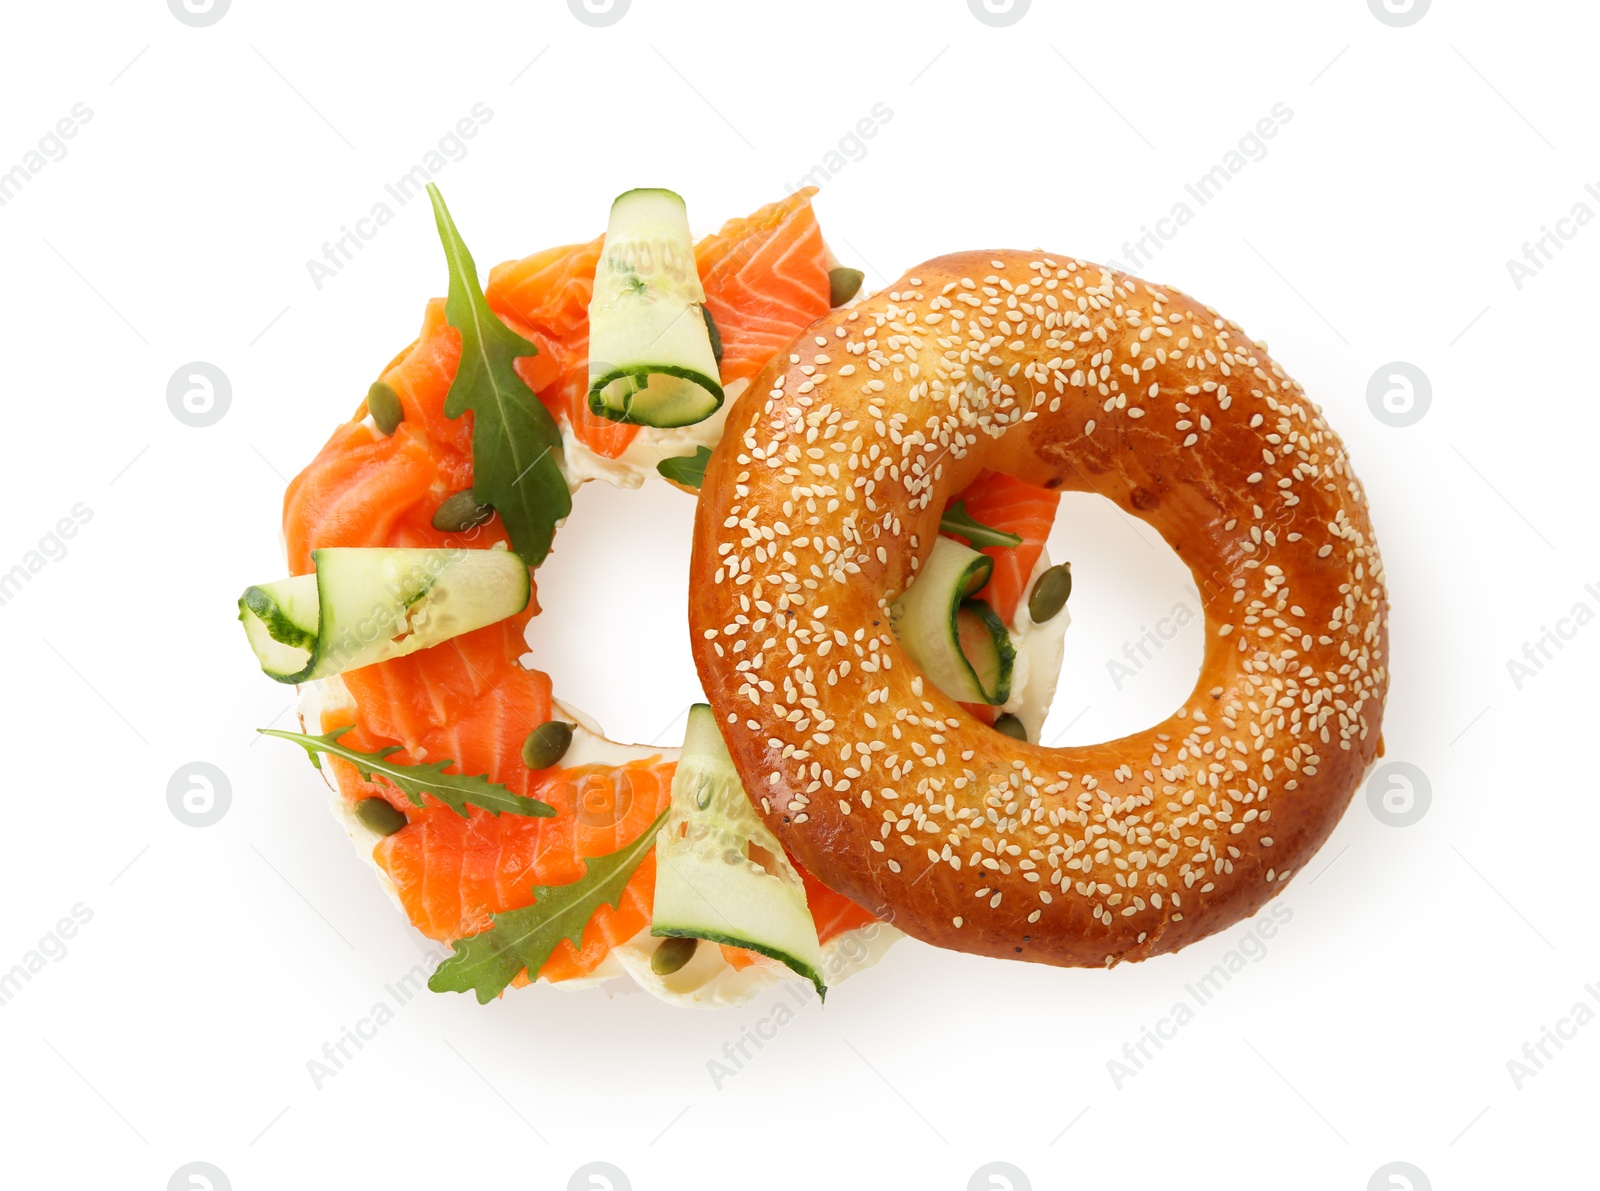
689;251;1388;969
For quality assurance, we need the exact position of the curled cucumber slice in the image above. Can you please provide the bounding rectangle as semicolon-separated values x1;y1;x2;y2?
239;546;529;684
954;598;1015;705
893;536;1016;705
587;188;724;428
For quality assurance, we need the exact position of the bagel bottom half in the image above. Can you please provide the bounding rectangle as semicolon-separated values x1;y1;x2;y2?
690;250;1388;968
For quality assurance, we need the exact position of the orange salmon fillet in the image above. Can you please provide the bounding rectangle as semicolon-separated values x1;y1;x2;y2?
282;194;868;989
486;237;628;459
945;469;1062;626
338;755;674;983
799;862;878;942
695;188;832;387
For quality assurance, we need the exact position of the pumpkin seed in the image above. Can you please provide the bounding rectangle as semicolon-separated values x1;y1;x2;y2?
354;797;407;836
367;381;404;435
521;720;574;770
432;489;494;533
993;713;1028;741
1027;563;1072;623
651;935;699;975
829;267;865;307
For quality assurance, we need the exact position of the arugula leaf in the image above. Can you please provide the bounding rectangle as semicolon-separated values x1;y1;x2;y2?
430;808;669;1003
427;184;571;565
939;499;1024;549
656;446;712;490
259;726;555;819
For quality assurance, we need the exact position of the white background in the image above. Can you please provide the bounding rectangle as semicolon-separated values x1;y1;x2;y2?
1;1;1594;1188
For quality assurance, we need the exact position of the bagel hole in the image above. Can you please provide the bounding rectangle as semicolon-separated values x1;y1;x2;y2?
1037;492;1206;747
520;474;707;747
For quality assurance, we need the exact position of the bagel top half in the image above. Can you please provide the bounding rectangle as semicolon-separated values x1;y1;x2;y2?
688;250;1388;969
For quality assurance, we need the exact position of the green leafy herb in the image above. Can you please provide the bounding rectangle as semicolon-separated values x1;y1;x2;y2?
427;183;571;565
430;809;669;1002
259;726;555;820
939;500;1023;549
656;446;712;490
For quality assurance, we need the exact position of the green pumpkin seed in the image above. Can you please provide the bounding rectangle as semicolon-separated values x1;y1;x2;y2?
367;381;404;435
1028;563;1072;623
521;720;574;770
829;267;865;307
993;713;1028;742
651;935;698;975
701;305;724;364
432;489;494;533
355;797;407;836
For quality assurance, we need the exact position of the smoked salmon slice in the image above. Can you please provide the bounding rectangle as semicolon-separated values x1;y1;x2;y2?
485;238;630;460
340;756;674;982
695;188;832;388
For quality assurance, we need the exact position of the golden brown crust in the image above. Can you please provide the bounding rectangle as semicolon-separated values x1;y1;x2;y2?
689;252;1388;967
